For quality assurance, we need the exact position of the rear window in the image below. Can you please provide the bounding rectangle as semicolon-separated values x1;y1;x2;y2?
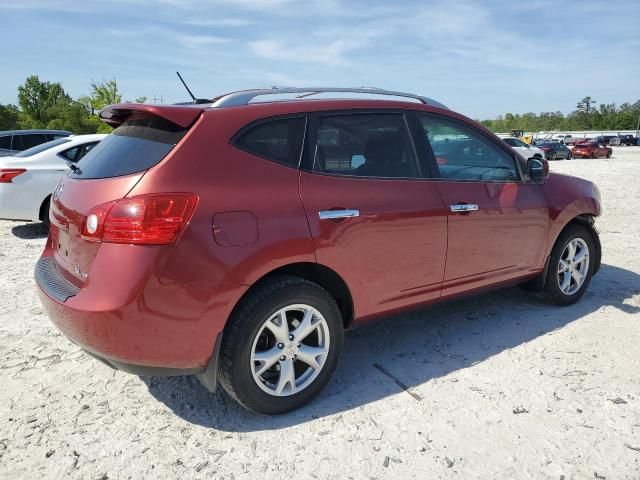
70;116;188;179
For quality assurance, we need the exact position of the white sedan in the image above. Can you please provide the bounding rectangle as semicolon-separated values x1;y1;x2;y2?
502;137;546;160
0;134;106;225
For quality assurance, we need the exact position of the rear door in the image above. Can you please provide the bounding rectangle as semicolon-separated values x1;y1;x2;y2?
300;111;447;321
415;113;549;296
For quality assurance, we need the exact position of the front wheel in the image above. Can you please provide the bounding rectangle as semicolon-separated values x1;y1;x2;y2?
543;225;595;305
567;151;572;160
606;150;612;158
218;276;343;414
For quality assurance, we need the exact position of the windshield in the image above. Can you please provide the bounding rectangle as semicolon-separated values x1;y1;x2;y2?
15;138;71;157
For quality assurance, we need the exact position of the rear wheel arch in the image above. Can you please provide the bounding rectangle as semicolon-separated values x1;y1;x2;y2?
234;262;354;330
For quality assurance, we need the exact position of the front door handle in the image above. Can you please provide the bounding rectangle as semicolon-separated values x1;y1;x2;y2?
450;203;479;213
318;209;360;220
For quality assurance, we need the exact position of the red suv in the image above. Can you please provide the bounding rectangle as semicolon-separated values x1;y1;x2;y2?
572;141;612;159
36;88;602;414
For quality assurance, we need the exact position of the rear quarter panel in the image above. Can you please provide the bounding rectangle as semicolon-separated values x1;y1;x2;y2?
126;111;316;288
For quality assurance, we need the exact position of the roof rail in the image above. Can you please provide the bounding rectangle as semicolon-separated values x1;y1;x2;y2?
210;87;448;109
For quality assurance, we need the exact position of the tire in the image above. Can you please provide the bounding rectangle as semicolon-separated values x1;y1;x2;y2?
567;151;572;160
40;197;51;229
606;150;612;158
218;275;343;414
543;224;596;306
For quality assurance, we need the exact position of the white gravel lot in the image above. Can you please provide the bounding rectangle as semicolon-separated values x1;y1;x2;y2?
1;147;639;480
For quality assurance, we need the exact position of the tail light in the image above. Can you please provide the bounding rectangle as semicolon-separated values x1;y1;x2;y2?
0;169;26;183
81;193;198;245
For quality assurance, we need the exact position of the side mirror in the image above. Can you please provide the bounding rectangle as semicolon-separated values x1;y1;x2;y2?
527;158;549;182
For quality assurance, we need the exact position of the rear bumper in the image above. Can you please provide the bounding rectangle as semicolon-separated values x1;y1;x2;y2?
35;253;247;380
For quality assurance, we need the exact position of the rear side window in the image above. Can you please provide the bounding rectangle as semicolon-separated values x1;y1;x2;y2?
70;116;188;179
312;113;420;179
21;134;48;149
0;135;10;150
11;135;24;151
234;117;306;167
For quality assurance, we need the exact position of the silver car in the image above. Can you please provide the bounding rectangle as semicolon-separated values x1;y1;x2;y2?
0;129;73;157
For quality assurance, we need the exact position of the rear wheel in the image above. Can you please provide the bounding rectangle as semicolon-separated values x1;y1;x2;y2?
543;225;595;305
567;151;572;160
218;276;343;414
40;197;51;229
606;150;612;158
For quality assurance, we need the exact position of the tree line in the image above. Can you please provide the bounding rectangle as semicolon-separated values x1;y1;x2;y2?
0;75;147;134
1;76;639;135
479;96;640;133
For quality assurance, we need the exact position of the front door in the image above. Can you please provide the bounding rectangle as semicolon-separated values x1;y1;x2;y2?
415;113;549;296
300;111;448;321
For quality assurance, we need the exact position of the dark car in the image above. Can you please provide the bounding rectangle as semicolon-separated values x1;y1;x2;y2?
0;129;73;157
619;134;639;146
572;141;612;158
537;142;573;160
36;87;602;414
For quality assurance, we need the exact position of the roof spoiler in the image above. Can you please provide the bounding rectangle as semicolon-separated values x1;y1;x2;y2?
98;103;205;128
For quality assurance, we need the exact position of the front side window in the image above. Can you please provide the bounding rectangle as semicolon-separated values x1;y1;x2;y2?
312;113;419;178
234;117;306;167
419;115;519;182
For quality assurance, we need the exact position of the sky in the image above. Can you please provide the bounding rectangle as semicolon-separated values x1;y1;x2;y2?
0;0;638;119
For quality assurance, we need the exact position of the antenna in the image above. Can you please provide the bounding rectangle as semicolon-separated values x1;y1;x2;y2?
175;72;211;105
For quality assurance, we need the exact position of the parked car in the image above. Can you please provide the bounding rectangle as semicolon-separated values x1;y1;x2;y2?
0;134;106;225
537;142;573;160
594;135;619;146
35;87;602;414
565;137;588;146
619;134;639;146
0;129;72;157
571;141;612;159
607;136;621;146
502;136;546;159
551;133;573;144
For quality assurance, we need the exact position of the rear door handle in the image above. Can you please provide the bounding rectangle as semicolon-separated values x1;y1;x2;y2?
318;209;360;220
450;203;479;213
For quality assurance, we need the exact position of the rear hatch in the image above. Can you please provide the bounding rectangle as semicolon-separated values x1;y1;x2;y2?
48;104;203;288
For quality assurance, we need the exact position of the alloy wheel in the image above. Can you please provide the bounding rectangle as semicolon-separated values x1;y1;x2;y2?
557;238;590;295
250;304;330;396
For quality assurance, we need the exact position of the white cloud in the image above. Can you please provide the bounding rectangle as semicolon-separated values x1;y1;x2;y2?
250;38;366;66
182;18;254;27
105;26;229;48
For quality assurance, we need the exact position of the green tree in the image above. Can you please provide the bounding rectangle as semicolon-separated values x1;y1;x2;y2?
0;104;20;130
78;79;123;115
17;75;71;127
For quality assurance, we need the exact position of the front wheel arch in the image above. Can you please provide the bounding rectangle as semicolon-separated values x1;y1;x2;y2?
523;214;601;292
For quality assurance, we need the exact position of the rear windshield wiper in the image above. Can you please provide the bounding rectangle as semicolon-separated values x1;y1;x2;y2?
66;161;82;175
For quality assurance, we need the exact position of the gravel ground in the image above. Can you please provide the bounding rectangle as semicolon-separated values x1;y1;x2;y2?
1;147;639;480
